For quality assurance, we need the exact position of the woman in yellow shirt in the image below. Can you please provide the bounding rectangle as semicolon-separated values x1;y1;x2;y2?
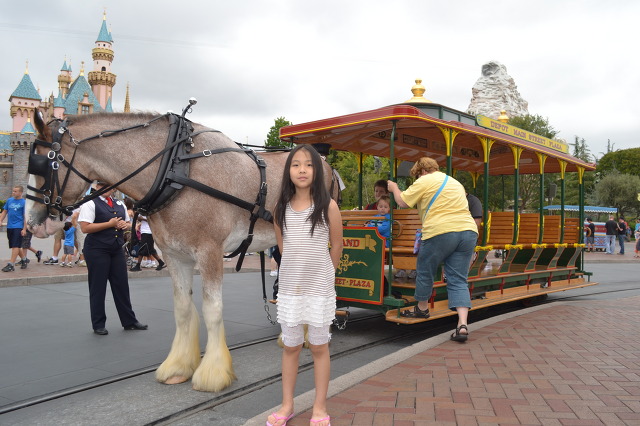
388;157;477;342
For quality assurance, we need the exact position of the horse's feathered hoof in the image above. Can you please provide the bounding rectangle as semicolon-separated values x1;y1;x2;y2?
191;365;236;392
164;376;189;385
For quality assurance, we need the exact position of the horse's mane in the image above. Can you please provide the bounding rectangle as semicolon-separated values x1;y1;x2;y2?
66;112;166;126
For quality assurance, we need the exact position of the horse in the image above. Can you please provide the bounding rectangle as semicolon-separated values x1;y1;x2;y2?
26;106;338;392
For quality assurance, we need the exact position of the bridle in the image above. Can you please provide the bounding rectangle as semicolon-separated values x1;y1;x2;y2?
27;100;276;271
27;113;178;219
27;117;92;218
26;97;210;220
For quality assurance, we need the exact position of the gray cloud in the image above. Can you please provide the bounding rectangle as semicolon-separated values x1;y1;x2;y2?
2;0;639;155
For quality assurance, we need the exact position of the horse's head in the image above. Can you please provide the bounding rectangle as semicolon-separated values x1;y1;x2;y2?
26;111;91;237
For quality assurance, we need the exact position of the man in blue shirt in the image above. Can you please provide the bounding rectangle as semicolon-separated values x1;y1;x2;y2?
1;186;28;272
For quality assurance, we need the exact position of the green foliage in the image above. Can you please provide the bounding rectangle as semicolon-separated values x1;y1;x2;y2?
593;172;640;217
508;114;558;139
265;117;292;148
0;199;4;212
596;148;640;177
328;152;390;209
571;136;592;163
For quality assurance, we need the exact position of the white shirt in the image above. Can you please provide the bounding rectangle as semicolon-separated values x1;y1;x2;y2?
139;215;152;234
78;197;130;224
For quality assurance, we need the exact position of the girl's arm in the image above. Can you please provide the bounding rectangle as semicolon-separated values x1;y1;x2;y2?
328;200;343;269
274;221;284;256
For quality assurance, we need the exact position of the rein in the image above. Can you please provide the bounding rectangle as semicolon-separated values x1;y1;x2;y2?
28;100;274;271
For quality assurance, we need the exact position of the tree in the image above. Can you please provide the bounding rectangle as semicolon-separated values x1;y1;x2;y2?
596;148;640;177
264;117;292;148
329;152;390;209
593;171;640;217
508;114;558;139
571;136;592;163
506;114;560;212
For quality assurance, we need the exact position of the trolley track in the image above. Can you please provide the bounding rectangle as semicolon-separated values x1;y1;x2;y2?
2;285;635;424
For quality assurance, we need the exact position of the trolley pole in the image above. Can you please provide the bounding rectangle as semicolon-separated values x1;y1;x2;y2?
387;120;397;298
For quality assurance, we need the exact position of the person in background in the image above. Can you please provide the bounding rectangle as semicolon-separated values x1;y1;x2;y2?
267;245;279;277
634;219;640;258
59;220;76;267
617;216;626;255
466;192;483;231
585;217;596;252
388;157;477;342
604;215;618;255
129;214;166;271
43;208;86;266
19;229;43;267
1;186;27;272
365;179;389;210
366;195;391;247
78;181;147;336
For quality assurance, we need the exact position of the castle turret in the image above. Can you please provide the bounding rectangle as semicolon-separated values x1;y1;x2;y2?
88;11;116;110
58;58;72;98
9;61;41;133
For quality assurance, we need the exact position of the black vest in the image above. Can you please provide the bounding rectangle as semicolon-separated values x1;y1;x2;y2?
86;198;127;246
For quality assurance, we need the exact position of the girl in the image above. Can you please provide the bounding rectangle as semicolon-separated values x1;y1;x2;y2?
267;145;343;426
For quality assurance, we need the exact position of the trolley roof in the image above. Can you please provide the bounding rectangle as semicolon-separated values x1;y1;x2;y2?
280;102;595;176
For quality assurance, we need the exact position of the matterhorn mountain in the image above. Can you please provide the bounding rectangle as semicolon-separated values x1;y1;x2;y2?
467;61;529;119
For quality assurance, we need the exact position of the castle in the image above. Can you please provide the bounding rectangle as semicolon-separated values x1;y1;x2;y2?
0;12;129;200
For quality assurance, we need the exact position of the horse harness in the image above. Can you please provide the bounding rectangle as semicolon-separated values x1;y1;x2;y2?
27;109;272;271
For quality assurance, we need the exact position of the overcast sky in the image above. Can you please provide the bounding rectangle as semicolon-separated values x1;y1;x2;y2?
2;0;638;159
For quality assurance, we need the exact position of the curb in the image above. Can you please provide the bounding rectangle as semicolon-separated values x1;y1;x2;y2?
0;266;263;288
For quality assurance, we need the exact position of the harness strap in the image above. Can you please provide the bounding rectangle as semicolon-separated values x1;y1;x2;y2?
175;147;248;162
66;130;198;213
167;173;258;213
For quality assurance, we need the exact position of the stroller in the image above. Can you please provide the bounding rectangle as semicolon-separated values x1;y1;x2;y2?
123;230;147;267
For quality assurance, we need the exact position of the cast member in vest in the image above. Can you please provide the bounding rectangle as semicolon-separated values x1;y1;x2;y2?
78;181;148;335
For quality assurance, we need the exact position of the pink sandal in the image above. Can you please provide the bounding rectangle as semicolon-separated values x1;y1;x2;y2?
266;412;294;426
310;416;331;426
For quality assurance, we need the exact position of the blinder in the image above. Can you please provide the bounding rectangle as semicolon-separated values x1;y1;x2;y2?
27;119;88;218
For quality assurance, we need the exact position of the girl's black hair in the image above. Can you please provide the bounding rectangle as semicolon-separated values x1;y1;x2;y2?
64;222;72;231
274;144;331;236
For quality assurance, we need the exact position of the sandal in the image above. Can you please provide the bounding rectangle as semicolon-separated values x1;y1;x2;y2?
266;412;294;426
451;325;468;342
310;416;330;426
401;305;430;318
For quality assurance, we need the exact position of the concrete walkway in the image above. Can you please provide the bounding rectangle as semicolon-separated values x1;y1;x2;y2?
248;294;640;426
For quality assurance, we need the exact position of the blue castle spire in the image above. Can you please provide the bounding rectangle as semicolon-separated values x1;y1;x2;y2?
96;12;113;43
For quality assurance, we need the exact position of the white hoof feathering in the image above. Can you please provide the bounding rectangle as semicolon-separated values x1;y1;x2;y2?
156;302;201;384
191;342;236;392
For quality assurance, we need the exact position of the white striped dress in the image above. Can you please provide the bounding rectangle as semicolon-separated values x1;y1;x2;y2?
276;203;336;327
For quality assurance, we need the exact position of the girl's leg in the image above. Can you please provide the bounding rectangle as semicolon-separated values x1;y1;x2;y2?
309;343;330;425
268;325;304;426
307;325;332;426
275;344;302;421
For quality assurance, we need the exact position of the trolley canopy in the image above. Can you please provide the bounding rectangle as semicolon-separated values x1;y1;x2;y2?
280;103;595;175
543;205;617;213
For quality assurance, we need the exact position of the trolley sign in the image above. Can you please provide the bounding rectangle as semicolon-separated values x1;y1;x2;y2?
335;227;385;305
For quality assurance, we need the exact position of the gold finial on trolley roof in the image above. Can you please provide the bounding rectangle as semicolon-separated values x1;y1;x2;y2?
404;79;432;103
498;110;509;123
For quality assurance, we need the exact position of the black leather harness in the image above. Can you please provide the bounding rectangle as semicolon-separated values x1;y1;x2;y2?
28;102;273;271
